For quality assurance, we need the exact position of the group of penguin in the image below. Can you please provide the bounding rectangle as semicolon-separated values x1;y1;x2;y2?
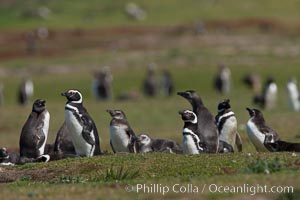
1;89;300;166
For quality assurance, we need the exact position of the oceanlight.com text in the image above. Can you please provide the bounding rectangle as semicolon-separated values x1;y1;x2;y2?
125;183;294;196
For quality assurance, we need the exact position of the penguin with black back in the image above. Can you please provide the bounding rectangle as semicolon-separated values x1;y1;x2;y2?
136;133;182;154
19;99;50;162
53;121;77;157
179;109;206;154
215;99;242;153
107;109;138;153
62;89;101;157
266;140;300;152
177;90;219;153
246;108;280;152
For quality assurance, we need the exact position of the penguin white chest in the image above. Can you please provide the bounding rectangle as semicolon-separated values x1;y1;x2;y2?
110;125;131;152
39;111;50;155
287;83;300;111
65;109;93;156
219;116;237;147
246;120;269;152
182;128;202;155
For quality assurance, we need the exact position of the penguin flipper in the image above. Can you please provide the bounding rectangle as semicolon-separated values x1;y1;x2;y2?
81;116;96;146
110;140;116;153
34;126;46;152
235;133;243;152
128;135;138;153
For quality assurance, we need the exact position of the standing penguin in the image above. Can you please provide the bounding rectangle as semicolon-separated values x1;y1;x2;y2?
18;78;34;105
253;77;277;110
160;70;174;96
177;90;219;153
62;89;101;157
136;133;182;154
246;107;280;152
214;63;231;94
179;110;206;154
143;64;158;97
19;99;50;160
215;99;242;153
106;109;138;153
286;78;300;111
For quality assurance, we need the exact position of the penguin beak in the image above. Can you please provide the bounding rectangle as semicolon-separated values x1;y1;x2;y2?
178;110;184;115
61;92;67;97
225;99;230;103
41;100;46;106
246;107;254;116
177;91;185;97
106;109;114;115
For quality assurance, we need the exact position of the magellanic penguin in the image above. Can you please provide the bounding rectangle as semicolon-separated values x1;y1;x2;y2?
0;148;19;166
286;78;300;111
214;63;231;94
215;99;242;153
106;109;138;153
253;77;278;110
62;89;101;157
53;121;76;155
136;133;182;154
246;108;280;152
177;90;219;153
266;140;300;152
19;99;50;160
18;78;34;105
179;110;206;154
143;64;158;97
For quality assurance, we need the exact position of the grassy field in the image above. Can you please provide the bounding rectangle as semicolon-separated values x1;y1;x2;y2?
1;1;300;200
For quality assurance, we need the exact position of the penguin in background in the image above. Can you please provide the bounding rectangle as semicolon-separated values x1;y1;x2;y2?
253;77;278;110
92;66;113;100
106;109;138;153
143;63;158;97
246;107;280;152
18;78;34;106
160;70;174;96
19;99;50;161
62;89;102;157
286;78;300;111
214;63;231;94
0;82;3;106
179;109;206;154
136;133;182;154
177;90;219;153
215;99;242;153
242;73;261;94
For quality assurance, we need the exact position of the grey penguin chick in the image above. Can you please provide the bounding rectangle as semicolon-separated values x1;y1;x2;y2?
19;99;50;160
136;133;182;154
107;109;138;153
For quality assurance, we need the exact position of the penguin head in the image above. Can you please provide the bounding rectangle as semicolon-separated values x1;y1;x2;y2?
61;89;83;104
106;109;126;120
178;109;197;124
217;99;231;113
0;147;9;159
177;90;203;106
32;99;46;113
246;107;263;118
137;134;152;146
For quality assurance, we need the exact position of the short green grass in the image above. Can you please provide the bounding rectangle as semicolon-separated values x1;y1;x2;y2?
1;1;300;200
0;0;300;30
